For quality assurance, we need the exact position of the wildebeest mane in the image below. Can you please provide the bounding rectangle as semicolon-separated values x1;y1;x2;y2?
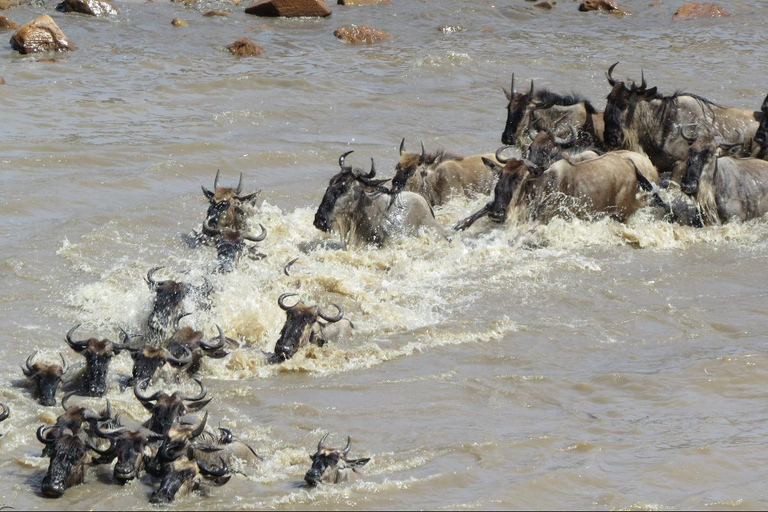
422;149;464;166
533;89;597;114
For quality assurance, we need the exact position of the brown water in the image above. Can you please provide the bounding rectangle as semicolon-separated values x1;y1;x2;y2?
2;0;768;509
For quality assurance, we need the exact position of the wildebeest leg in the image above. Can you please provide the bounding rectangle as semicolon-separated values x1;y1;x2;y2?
453;205;490;231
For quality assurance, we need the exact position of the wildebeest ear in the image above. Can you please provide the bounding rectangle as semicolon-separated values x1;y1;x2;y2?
481;157;502;173
201;186;215;200
502;87;511;101
347;457;370;468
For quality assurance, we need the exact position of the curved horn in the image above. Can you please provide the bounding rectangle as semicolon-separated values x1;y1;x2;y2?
190;411;209;439
96;400;113;423
146;266;166;289
218;427;234;444
362;158;376;179
283;257;299;277
165;345;193;366
202;216;222;237
200;325;225;351
178;377;207;402
235;172;244;195
606;62;619;86
720;129;745;149
37;425;55;445
134;379;161;403
213;169;220;190
62;390;77;411
342;436;351;456
420;141;426;163
243;224;267;243
94;422;124;439
339;150;354;170
65;324;88;352
60;353;69;376
399;138;405;156
318;304;343;323
174;311;193;332
639;69;647;91
278;293;299;311
0;403;8;422
88;436;116;456
495;146;513;164
317;432;329;452
679;124;698;143
160;439;185;462
24;350;38;376
553;123;578;147
510;73;515;94
528;79;534;96
197;457;229;478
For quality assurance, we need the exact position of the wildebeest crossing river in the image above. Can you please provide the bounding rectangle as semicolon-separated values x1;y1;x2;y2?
1;0;768;509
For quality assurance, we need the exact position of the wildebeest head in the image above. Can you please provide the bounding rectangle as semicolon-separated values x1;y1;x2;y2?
313;151;389;234
127;344;193;390
167;325;229;375
92;423;164;484
135;377;211;435
201;170;260;231
146;267;190;339
501;74;535;145
201;218;267;273
22;351;68;406
305;434;370;486
53;393;113;437
37;426;113;498
604;62;658;149
754;94;768;147
391;139;426;194
680;129;744;196
271;293;344;362
65;325;126;397
524;123;578;169
149;454;230;504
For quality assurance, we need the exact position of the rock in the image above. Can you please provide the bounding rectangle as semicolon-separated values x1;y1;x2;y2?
10;15;75;54
534;1;554;9
334;24;391;44
0;0;25;10
578;0;628;14
337;0;389;5
0;14;17;29
244;0;331;17
438;24;464;34
171;17;188;27
649;1;662;6
56;0;118;16
227;37;264;57
0;76;5;84
673;2;730;19
203;10;229;16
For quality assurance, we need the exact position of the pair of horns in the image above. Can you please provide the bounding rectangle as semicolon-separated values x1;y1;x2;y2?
277;293;344;323
606;62;648;91
399;138;426;160
317;432;352;456
202;217;268;243
134;377;207;403
339;151;377;181
509;73;534;96
23;351;68;376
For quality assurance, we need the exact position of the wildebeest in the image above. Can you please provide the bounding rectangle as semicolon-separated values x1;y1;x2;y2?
166;325;234;376
677;131;768;224
524;123;602;171
201;217;268;273
37;426;113;498
145;267;213;345
201;170;260;232
65;325;126;397
305;434;370;486
92;423;164;484
754;94;768;155
390;140;502;206
45;393;113;443
603;63;764;181
314;151;446;248
22;351;69;406
134;377;211;435
501;74;604;149
454;148;659;230
127;344;193;389
149;454;230;504
268;293;346;363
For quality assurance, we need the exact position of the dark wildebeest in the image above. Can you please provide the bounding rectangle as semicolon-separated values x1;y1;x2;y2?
22;351;69;406
145;267;213;346
37;426;113;498
166;325;234;376
524;123;603;171
268;293;347;363
677;131;768;224
91;423;164;484
314;151;446;248
754;94;768;157
501;74;605;149
390;139;502;206
65;325;126;397
305;434;370;486
201;217;267;273
603;63;765;181
201;170;260;231
134;377;211;435
127;344;193;390
39;394;114;457
149;453;230;504
454;148;659;230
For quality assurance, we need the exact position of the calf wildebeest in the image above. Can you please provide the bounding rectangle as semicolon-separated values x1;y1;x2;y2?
134;377;211;435
390;140;502;206
677;131;768;224
166;325;233;376
201;217;267;273
65;325;126;397
22;351;69;406
501;74;604;149
145;267;213;346
127;344;193;389
454;148;659;230
314;151;447;248
92;423;164;484
524;123;602;171
267;293;346;363
603;63;765;181
305;434;370;486
37;427;113;498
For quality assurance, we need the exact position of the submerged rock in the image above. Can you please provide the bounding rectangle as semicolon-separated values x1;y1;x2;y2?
578;0;628;14
227;37;264;57
171;17;188;27
673;2;730;20
334;25;391;44
244;0;331;17
203;10;229;16
337;0;390;5
57;0;118;16
0;14;17;29
10;15;75;54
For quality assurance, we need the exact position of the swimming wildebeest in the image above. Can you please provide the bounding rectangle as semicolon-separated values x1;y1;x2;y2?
201;170;261;231
268;293;347;363
127;344;193;389
454;148;659;230
201;217;267;273
524;123;602;171
149;453;230;504
314;151;446;248
603;62;765;181
145;267;213;345
304;434;370;486
390;139;502;206
91;423;164;484
501;74;604;149
22;351;69;406
166;324;233;376
134;377;211;435
65;325;126;397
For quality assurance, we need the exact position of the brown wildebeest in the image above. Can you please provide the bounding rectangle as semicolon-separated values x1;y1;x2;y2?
134;377;211;436
201;217;267;273
91;423;164;484
65;325;127;397
145;267;213;345
304;434;370;486
201;170;260;232
524;123;602;171
22;351;69;406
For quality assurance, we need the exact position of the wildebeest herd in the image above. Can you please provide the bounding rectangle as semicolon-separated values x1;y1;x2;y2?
1;62;767;504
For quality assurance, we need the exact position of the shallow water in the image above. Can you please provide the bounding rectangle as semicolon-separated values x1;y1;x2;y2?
2;0;768;509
